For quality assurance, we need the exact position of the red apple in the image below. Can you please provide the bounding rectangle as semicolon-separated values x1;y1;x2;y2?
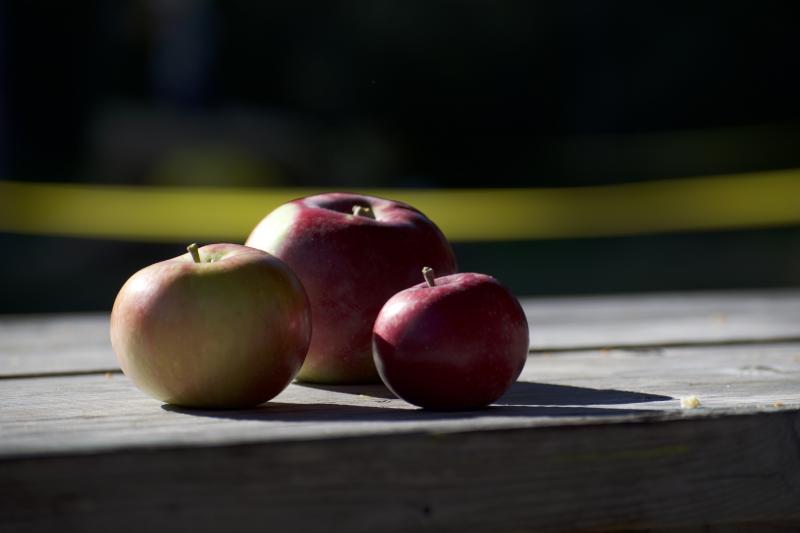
372;268;529;410
110;243;311;408
246;193;457;383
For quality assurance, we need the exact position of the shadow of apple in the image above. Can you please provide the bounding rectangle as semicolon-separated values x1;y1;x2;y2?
161;381;671;421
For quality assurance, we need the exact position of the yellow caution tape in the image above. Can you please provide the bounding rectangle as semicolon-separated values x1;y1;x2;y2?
1;168;799;242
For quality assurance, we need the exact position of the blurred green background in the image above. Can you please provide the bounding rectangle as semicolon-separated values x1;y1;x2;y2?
2;1;800;313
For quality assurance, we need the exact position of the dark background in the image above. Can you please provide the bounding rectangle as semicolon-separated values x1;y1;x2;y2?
2;1;800;313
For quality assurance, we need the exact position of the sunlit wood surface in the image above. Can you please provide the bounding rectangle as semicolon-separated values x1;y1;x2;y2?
2;289;799;532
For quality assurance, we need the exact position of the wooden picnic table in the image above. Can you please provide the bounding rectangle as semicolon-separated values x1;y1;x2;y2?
2;289;800;532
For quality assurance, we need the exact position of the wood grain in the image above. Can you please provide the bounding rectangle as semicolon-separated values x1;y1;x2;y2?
2;288;800;377
2;405;799;532
0;313;115;377
523;287;800;351
3;292;800;531
2;343;799;458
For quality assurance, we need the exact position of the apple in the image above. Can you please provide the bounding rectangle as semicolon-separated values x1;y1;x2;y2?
372;267;529;410
246;193;457;383
110;243;311;408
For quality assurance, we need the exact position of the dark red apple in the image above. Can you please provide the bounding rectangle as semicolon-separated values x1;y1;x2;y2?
110;243;311;408
245;193;457;383
372;268;529;409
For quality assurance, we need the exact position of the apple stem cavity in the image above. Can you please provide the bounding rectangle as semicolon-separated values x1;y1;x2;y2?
187;243;202;264
352;205;375;219
422;266;436;287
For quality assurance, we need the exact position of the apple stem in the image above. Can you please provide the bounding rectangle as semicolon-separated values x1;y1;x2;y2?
352;205;375;219
187;243;201;263
422;266;436;287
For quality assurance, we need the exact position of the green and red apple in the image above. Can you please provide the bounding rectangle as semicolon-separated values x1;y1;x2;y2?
110;243;311;408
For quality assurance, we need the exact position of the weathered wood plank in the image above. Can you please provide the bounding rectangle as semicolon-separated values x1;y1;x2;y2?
0;313;115;377
2;400;798;532
2;288;800;377
2;343;799;458
524;288;800;351
2;338;800;532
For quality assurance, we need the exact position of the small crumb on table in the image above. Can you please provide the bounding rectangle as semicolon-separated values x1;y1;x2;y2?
680;395;701;409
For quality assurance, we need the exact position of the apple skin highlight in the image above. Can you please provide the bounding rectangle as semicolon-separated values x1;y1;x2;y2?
372;271;529;410
246;193;457;384
110;243;311;408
